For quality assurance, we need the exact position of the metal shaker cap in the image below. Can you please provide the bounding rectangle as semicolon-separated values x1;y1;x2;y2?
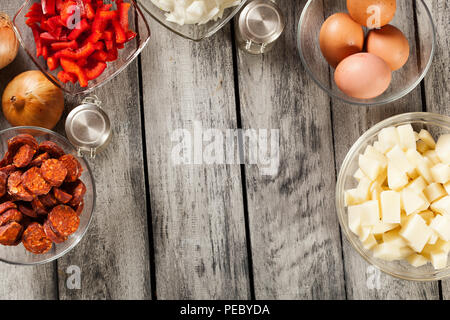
65;96;111;159
238;0;285;44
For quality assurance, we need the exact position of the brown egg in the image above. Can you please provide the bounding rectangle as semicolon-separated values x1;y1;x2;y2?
366;24;410;71
319;13;364;68
347;0;396;28
334;53;392;99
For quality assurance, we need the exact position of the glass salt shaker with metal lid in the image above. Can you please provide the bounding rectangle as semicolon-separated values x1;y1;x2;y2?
65;96;111;159
235;0;285;55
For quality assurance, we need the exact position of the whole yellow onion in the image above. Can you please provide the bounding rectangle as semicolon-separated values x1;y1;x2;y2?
0;13;19;70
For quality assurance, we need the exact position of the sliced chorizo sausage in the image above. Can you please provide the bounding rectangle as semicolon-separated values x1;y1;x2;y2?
13;144;36;168
0;171;7;197
0;201;17;215
47;205;79;237
8;171;34;201
0;221;23;246
67;180;86;207
0;165;17;176
74;200;84;216
22;222;52;254
7;134;38;154
29;152;50;167
59;155;82;182
0;209;23;226
53;188;72;204
31;197;48;215
40;159;67;187
18;203;38;218
43;220;67;244
0;151;13;167
38;141;65;159
39;192;58;208
22;167;51;196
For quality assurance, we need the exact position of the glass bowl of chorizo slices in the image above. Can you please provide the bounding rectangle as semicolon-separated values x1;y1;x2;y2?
0;126;95;265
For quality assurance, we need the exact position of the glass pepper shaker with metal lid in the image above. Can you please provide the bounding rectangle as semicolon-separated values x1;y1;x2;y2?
235;0;285;55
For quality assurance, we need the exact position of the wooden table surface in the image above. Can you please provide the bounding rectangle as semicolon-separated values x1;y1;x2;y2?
0;0;448;300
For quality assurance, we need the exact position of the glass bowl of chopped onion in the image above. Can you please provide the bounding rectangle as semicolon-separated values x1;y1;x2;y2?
336;112;450;281
137;0;247;41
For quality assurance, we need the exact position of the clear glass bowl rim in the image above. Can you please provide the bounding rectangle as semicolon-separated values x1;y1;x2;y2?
12;0;151;96
336;112;450;281
297;0;437;106
137;0;248;41
0;126;96;266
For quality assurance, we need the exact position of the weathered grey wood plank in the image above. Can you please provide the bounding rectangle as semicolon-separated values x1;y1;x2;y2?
419;0;450;299
236;0;345;299
140;21;250;299
56;61;152;299
329;0;440;299
0;1;57;300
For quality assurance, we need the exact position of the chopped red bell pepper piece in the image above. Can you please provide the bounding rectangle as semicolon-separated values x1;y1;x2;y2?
41;0;56;16
126;30;137;42
117;43;124;49
106;46;118;62
112;19;126;44
47;56;59;70
27;2;44;16
31;24;43;57
26;17;42;26
55;42;96;60
101;4;113;11
119;2;130;32
60;58;89;87
51;40;79;50
42;46;49;60
85;3;95;20
86;31;103;43
77;58;88;67
85;61;107;80
91;50;108;61
94;42;104;51
99;10;117;20
57;70;77;84
68;18;90;40
105;40;114;51
56;0;64;12
40;32;58;42
60;1;77;27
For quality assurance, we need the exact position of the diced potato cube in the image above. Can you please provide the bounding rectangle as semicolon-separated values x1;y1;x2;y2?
353;168;366;181
348;200;380;228
406;176;427;194
387;162;409;190
380;190;401;223
399;214;432;252
372;243;402;261
418;129;436;149
370;181;383;201
430;215;450;241
382;228;407;247
362;234;377;250
348;207;361;235
407;253;428;267
430;196;450;216
378;127;400;153
373;140;388;154
416;158;434;184
444;182;450;195
419;210;435;225
430;163;450;184
436;134;450;164
423;183;446;203
358;226;372;242
387;145;415;177
423;150;440;165
422;239;450;257
428;232;438;245
397;124;417;150
359;154;382;181
372;220;399;234
345;188;364;206
355;177;371;203
364;145;388;169
416;140;430;154
430;251;448;270
399;246;415;259
401;189;430;216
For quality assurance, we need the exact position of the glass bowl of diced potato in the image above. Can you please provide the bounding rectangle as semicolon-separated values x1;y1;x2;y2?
336;112;450;281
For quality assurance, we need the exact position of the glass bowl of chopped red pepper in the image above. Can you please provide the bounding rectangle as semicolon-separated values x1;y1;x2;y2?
13;0;150;95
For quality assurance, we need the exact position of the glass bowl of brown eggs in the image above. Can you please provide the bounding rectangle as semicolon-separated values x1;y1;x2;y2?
297;0;435;106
